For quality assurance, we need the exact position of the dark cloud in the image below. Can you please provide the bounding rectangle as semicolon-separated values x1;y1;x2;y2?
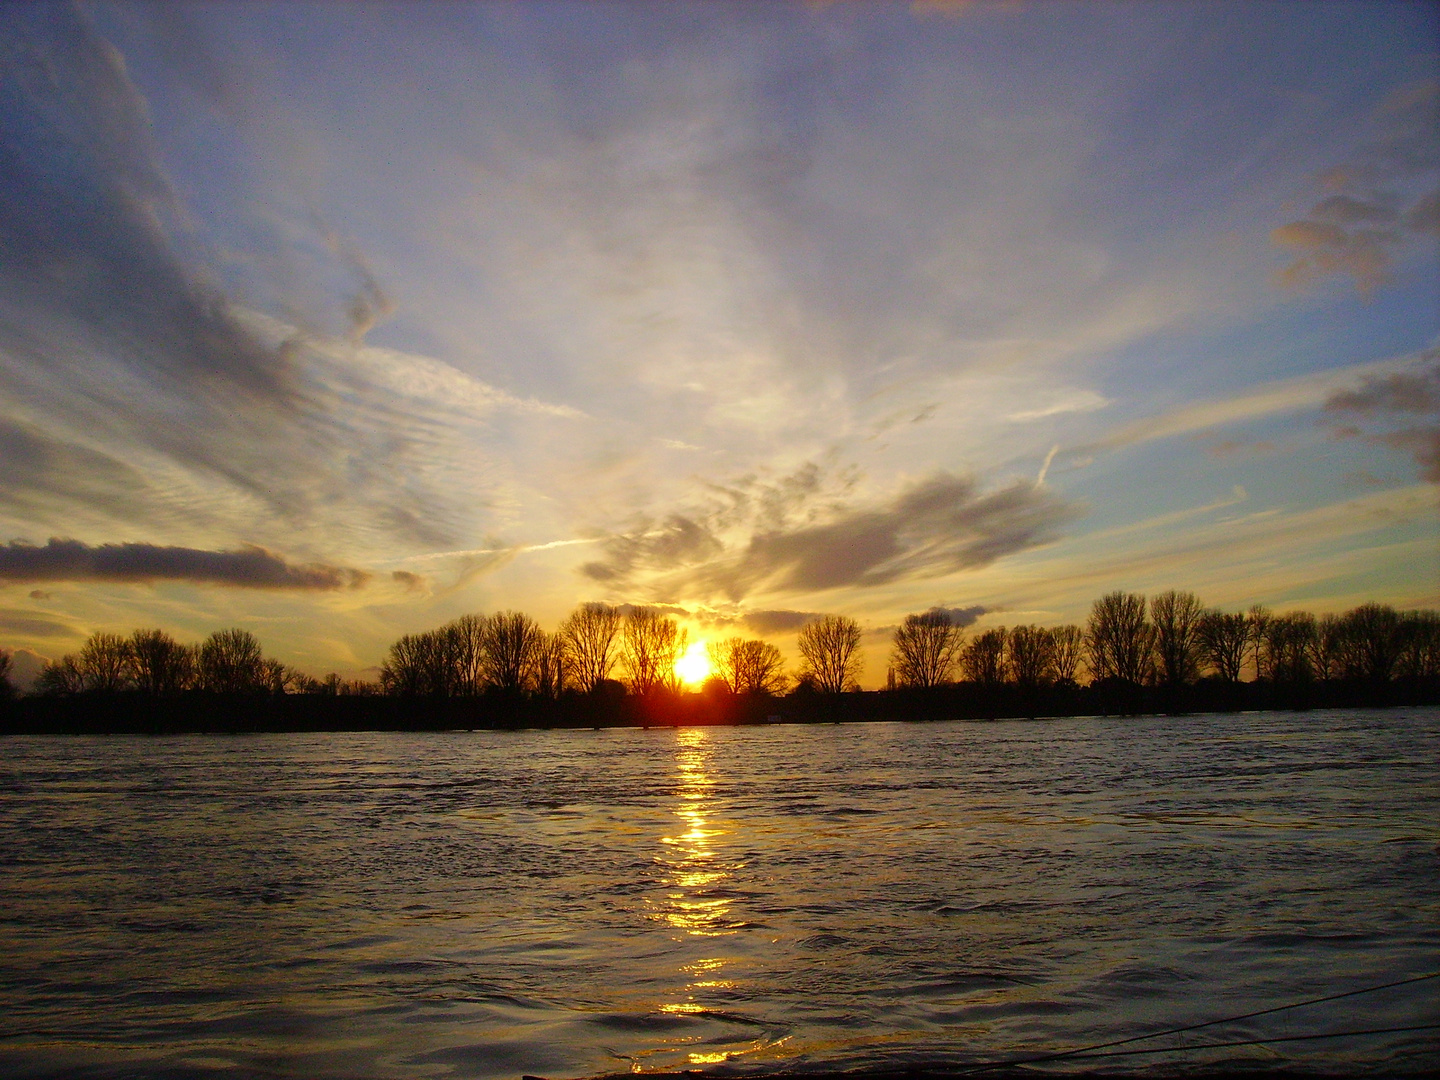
581;515;724;583
0;609;76;638
932;604;986;628
27;590;51;601
584;471;1077;601
696;475;1076;598
1323;354;1440;483
1271;79;1438;293
391;570;427;591
0;539;369;590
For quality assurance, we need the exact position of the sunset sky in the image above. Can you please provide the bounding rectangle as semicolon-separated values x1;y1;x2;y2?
1;0;1436;686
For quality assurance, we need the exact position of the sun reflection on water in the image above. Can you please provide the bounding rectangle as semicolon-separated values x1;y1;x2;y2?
644;728;776;1070
656;728;735;938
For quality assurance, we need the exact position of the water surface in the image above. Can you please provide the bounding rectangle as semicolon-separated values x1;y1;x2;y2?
1;709;1436;1077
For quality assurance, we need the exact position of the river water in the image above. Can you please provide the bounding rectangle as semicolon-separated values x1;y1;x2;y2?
1;709;1436;1078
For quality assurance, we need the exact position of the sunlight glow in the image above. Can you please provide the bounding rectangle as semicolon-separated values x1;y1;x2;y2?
674;639;712;688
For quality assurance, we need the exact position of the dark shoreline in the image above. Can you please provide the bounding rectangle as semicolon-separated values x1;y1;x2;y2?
2;678;1436;735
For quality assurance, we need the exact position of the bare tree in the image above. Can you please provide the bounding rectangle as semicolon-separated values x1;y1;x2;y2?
797;614;863;693
1313;613;1347;681
708;638;788;695
960;627;1007;685
1086;593;1152;684
1007;625;1056;687
129;629;194;695
1196;611;1248;682
621;607;687;695
561;603;624;692
482;611;543;693
198;629;266;694
35;656;85;695
531;630;570;698
261;657;299;695
77;632;134;693
1050;625;1085;684
1247;605;1272;680
1340;602;1401;681
1265;612;1317;683
1151;590;1203;686
1396;610;1440;679
446;614;489;695
890;609;963;688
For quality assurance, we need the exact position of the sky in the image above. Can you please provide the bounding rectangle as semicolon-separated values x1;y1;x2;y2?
0;0;1436;687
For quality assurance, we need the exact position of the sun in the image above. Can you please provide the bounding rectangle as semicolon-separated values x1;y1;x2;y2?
674;640;713;688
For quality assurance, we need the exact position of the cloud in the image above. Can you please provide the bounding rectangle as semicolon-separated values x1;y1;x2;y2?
1271;78;1438;293
390;570;428;592
932;604;986;628
585;470;1078;601
1007;391;1109;423
1084;350;1433;452
1323;352;1440;483
0;5;294;400
0;539;369;590
4;647;50;691
0;610;77;638
741;609;825;634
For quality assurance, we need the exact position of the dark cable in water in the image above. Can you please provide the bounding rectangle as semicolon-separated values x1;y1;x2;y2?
957;969;1440;1073
1031;1023;1440;1062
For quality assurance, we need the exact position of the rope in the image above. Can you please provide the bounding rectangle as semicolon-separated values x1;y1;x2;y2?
957;969;1440;1073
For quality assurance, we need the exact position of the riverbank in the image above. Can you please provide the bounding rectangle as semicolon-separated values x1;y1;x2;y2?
2;677;1437;734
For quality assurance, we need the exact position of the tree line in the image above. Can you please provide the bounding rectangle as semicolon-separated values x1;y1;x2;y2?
3;593;1436;702
888;593;1438;690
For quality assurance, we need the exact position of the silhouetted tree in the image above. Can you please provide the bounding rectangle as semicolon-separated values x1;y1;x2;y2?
446;614;489;695
1265;612;1317;683
890;609;963;688
1196;610;1248;682
1050;625;1085;684
129;629;194;695
1151;590;1204;686
1086;593;1152;684
1339;603;1401;681
531;630;570;698
797;614;863;693
1247;605;1272;680
0;646;12;700
561;603;623;692
35;656;85;695
1396;610;1440;678
621;607;687;695
1007;625;1056;687
708;637;788;695
483;611;543;693
960;627;1007;686
198;629;266;694
74;632;134;693
1314;613;1347;681
380;629;458;696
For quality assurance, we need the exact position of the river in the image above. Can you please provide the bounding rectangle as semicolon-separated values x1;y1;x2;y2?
1;708;1436;1078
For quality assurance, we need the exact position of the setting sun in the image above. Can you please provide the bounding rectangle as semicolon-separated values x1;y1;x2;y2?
674;640;713;688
